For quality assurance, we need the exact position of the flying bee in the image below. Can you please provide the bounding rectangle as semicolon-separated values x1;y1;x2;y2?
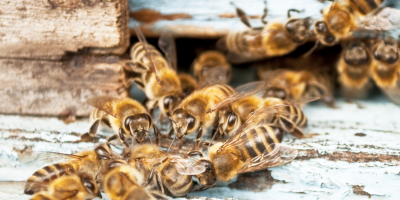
21;144;119;195
178;73;198;97
192;51;232;84
258;69;335;108
170;84;236;149
122;144;214;197
31;172;101;200
371;37;400;104
103;164;167;200
337;40;373;99
80;96;160;147
208;110;298;182
123;25;182;117
217;1;313;63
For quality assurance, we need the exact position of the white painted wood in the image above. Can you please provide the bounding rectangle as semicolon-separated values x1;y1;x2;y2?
0;95;399;199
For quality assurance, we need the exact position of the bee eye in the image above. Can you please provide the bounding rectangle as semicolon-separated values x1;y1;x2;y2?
316;22;326;33
227;113;237;127
82;180;95;192
187;115;195;130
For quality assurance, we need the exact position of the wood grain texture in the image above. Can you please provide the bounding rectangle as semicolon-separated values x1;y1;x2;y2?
0;97;399;199
0;0;130;59
0;55;128;116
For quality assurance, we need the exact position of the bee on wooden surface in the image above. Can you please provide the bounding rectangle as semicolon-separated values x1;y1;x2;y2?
217;2;313;63
170;84;236;149
21;144;118;195
258;69;336;108
371;37;400;104
31;172;101;200
124;25;182;117
122;144;215;197
80;96;160;147
337;40;373;99
103;165;167;200
313;0;392;48
208;82;315;139
208;113;298;182
192;51;232;84
178;73;198;97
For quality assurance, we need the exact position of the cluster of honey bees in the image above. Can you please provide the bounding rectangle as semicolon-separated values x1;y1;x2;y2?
15;0;400;199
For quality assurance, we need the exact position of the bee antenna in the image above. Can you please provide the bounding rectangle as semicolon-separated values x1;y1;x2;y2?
167;134;177;153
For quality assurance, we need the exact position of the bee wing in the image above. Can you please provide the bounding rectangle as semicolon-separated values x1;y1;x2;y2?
169;155;207;175
237;143;298;174
358;7;400;31
87;96;118;118
19;151;83;166
278;96;320;106
133;22;162;85
207;81;266;113
196;65;229;90
158;32;177;71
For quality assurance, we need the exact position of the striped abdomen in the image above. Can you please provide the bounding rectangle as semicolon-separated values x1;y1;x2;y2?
130;42;169;71
285;105;308;128
24;163;76;194
225;30;266;58
161;163;194;197
347;0;384;15
204;84;235;102
238;125;284;160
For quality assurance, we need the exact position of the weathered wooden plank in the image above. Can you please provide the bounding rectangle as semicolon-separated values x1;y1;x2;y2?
0;0;130;59
0;96;399;199
0;55;128;116
129;0;330;38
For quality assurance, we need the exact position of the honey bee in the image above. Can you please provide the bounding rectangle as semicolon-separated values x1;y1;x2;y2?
371;37;400;104
337;40;373;99
22;144;118;195
192;51;232;84
313;0;389;47
208;113;298;182
178;73;198;97
103;165;167;200
122;144;215;197
208;82;315;139
217;2;313;63
31;172;101;200
258;69;336;108
80;96;160;147
124;25;182;117
170;84;236;149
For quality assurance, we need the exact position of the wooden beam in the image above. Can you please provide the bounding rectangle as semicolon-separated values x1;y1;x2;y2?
0;55;128;116
0;0;130;59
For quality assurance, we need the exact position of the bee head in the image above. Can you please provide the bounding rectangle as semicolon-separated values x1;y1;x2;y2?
124;113;152;143
171;108;196;138
314;20;337;46
344;41;370;66
195;159;216;187
286;17;312;43
373;38;399;64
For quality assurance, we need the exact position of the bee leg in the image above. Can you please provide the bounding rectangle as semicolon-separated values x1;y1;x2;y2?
150;192;168;200
145;162;165;194
153;125;161;146
122;60;148;73
261;0;268;24
79;119;100;142
195;126;203;150
278;117;304;138
118;128;131;148
230;2;252;28
106;134;118;148
287;9;303;18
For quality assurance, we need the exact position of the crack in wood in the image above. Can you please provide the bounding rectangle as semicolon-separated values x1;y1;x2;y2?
352;185;372;198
